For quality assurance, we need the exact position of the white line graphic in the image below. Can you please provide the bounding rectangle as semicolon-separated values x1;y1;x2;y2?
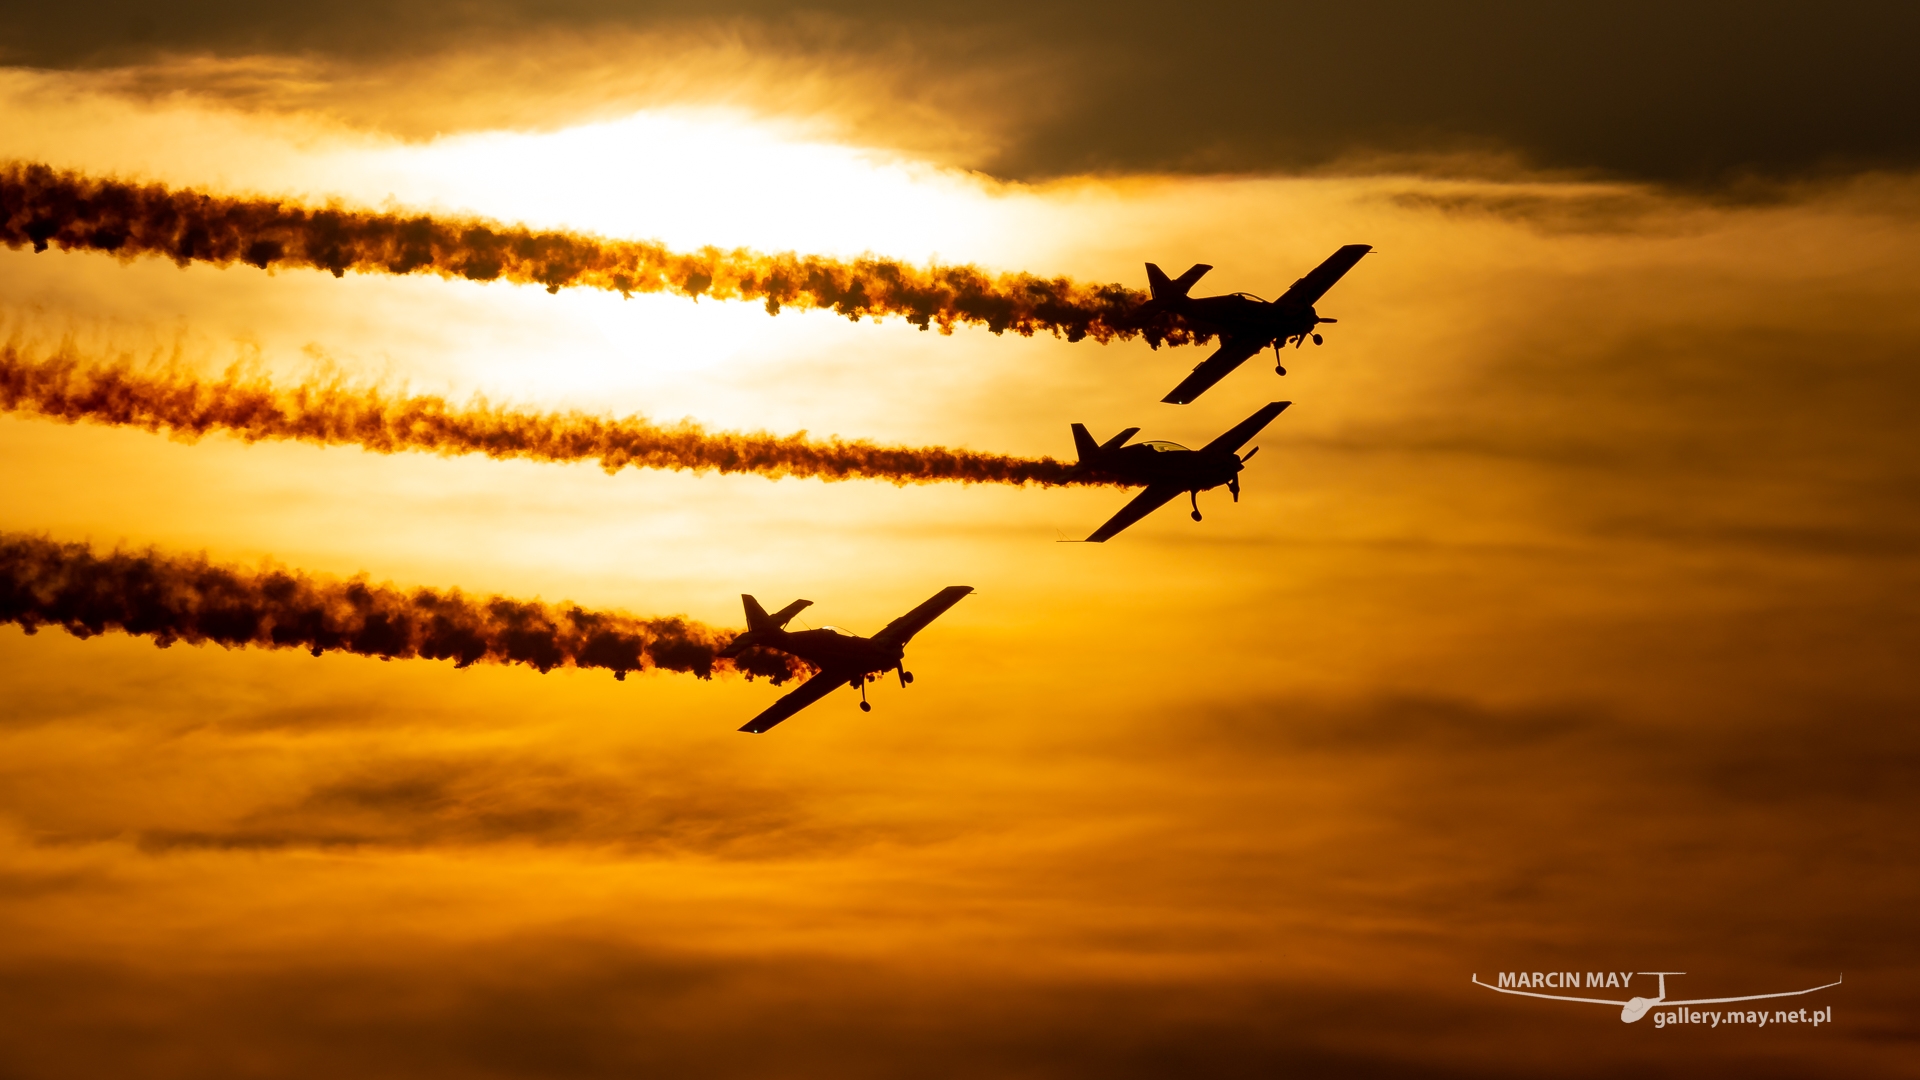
1471;971;1842;1022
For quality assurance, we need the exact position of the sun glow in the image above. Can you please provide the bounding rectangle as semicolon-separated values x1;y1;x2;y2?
1;70;1040;263
346;110;1010;258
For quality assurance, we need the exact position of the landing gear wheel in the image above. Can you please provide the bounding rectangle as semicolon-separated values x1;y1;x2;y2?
1191;510;1203;521
1275;364;1287;376
1189;490;1203;522
859;701;872;712
1312;333;1323;345
902;671;914;684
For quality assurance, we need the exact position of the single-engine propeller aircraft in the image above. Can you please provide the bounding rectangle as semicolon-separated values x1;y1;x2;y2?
1068;401;1288;542
1471;971;1843;1024
721;586;974;733
1144;243;1372;404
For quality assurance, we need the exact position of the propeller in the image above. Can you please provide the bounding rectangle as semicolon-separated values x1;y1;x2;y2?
1228;446;1258;502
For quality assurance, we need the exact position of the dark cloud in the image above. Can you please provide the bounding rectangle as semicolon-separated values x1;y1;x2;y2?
0;945;1508;1080
2;2;1916;186
1300;231;1920;571
1143;691;1920;1004
0;894;1906;1078
126;752;839;856
3;682;1915;1075
1378;187;1689;236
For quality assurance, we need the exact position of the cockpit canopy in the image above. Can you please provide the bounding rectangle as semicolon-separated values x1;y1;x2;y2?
1139;440;1190;453
817;625;856;636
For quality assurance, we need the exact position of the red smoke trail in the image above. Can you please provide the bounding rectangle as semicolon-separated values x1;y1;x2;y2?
0;344;1103;486
0;533;807;683
0;162;1212;347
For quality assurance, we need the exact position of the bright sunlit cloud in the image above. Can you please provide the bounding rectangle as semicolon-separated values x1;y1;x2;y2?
0;70;1024;260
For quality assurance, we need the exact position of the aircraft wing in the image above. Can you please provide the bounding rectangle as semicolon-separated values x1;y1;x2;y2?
1085;483;1184;543
872;585;974;649
1275;243;1372;307
1161;335;1266;405
739;667;849;733
1199;401;1290;455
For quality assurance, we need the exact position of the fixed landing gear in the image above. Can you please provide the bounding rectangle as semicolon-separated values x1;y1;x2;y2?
1189;490;1203;522
854;675;872;712
1272;340;1287;376
1229;476;1241;503
898;668;914;687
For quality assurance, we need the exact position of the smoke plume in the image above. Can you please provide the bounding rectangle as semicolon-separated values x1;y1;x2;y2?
0;162;1210;347
0;343;1100;486
0;533;807;683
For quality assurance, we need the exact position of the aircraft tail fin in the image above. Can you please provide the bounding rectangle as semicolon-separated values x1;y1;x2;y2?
1145;262;1212;302
742;594;812;632
1071;423;1100;464
725;594;811;658
742;594;773;631
1072;423;1141;465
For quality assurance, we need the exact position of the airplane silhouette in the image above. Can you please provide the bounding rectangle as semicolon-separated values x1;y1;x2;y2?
721;586;974;733
1144;244;1372;404
1471;971;1843;1024
1068;401;1288;542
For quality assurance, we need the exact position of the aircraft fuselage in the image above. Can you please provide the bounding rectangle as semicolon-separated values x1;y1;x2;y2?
1173;294;1322;348
1081;446;1244;493
750;627;902;678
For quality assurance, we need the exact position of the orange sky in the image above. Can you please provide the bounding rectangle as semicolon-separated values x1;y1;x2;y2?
1;61;1917;1079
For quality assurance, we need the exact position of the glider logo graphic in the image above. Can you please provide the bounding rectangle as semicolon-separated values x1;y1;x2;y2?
1472;970;1841;1024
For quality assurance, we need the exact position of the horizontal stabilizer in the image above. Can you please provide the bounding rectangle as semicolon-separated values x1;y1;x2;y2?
768;598;813;628
717;631;757;659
